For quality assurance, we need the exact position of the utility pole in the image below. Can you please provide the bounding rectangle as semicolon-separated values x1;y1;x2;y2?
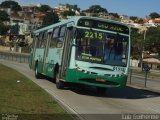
141;27;147;71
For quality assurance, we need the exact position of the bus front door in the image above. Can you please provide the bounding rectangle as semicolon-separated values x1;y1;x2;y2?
60;28;74;79
42;32;52;74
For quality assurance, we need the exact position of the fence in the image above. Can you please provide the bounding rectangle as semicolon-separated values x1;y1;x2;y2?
0;51;30;63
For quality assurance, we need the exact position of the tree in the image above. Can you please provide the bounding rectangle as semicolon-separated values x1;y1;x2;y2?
137;18;144;24
88;5;108;13
109;12;119;18
0;21;9;35
84;5;108;17
130;16;138;21
131;28;144;60
42;12;59;27
145;26;160;55
0;0;22;11
62;9;75;18
149;12;160;19
66;4;80;12
0;10;10;22
37;5;51;13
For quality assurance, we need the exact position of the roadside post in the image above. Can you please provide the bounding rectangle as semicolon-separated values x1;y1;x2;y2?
143;63;150;87
129;67;132;84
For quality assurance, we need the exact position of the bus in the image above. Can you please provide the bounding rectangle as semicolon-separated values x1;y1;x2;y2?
29;16;131;93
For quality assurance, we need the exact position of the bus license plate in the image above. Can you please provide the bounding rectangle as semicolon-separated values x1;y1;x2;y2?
96;78;106;82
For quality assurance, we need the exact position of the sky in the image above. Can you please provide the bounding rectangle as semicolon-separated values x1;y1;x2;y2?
1;0;160;17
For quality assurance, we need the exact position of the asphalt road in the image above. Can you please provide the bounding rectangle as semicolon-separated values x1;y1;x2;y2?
0;59;160;120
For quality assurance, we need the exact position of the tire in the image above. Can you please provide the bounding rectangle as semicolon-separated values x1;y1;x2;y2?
55;72;64;89
35;63;41;79
96;87;106;95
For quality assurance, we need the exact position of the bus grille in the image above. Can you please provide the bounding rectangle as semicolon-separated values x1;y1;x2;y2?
79;78;119;86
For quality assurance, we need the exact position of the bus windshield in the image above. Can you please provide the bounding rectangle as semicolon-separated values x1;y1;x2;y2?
75;28;129;66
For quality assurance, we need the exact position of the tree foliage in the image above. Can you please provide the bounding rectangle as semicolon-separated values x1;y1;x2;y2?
42;12;59;27
109;12;119;18
131;26;160;59
131;28;144;59
88;5;108;13
149;12;160;19
0;10;9;21
130;16;138;21
145;26;160;54
37;5;51;13
62;10;75;18
0;10;9;35
66;4;80;11
0;0;22;11
0;21;9;35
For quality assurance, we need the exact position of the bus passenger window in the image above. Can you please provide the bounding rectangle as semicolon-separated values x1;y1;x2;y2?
50;27;59;48
58;26;66;48
37;32;43;48
40;31;48;48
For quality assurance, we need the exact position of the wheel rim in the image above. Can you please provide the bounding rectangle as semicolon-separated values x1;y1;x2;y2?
35;67;38;76
55;73;59;83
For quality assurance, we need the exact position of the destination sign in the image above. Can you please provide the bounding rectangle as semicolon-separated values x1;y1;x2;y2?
80;55;102;63
78;19;129;34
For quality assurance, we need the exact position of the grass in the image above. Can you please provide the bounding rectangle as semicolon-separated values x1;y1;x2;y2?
0;64;73;120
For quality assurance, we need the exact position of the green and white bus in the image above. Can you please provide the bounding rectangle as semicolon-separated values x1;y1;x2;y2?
29;16;131;93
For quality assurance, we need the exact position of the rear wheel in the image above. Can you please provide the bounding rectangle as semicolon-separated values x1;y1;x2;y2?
96;87;106;95
35;63;41;79
55;71;64;89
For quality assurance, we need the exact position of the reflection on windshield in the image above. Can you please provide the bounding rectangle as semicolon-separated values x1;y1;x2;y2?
76;29;128;66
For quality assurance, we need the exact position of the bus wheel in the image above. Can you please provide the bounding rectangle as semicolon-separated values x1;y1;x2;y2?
55;72;64;89
35;64;41;79
96;87;106;95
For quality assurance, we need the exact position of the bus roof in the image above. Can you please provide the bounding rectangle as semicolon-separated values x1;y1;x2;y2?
33;16;129;34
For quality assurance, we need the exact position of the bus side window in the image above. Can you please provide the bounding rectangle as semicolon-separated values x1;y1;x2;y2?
40;31;48;48
36;33;43;48
50;27;60;48
58;26;66;48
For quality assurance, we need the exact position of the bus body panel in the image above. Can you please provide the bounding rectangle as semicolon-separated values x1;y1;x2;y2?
43;48;63;77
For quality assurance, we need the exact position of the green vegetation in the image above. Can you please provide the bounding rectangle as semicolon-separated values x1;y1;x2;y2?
131;26;160;59
36;5;51;13
149;12;160;19
42;12;59;27
0;64;72;120
0;10;10;35
0;0;22;11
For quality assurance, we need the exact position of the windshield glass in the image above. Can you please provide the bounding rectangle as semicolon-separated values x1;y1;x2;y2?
75;28;129;66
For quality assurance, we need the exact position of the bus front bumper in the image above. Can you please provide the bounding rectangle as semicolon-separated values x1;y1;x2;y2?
65;69;128;88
